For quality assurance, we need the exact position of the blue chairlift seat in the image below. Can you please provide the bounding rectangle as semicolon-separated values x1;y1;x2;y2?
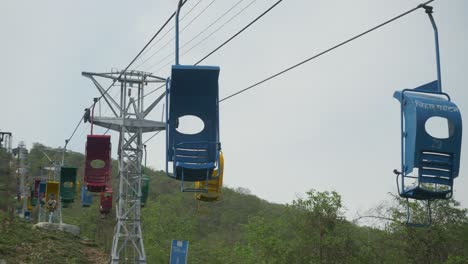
38;181;47;206
81;185;93;207
166;65;221;191
394;81;462;201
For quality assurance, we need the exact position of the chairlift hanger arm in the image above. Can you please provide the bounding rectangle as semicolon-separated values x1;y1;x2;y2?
421;4;442;93
175;0;184;65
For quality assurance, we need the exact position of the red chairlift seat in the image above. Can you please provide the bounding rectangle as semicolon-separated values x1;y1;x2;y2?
99;187;113;215
85;135;111;193
33;178;41;198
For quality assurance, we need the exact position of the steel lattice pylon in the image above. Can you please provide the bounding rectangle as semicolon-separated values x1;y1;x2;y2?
17;141;28;217
0;132;13;153
82;70;166;263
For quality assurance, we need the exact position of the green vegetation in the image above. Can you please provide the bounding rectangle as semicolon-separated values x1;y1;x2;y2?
0;211;106;263
0;148;15;218
0;143;467;263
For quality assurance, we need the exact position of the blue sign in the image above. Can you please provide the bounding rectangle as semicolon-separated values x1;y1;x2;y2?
170;240;189;264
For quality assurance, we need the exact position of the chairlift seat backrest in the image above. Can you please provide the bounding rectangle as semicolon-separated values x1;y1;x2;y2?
394;84;462;200
81;185;93;207
39;181;47;198
394;90;462;176
85;135;111;192
34;179;41;198
60;167;77;203
30;189;37;206
45;181;59;202
100;187;113;214
141;175;150;207
166;65;220;182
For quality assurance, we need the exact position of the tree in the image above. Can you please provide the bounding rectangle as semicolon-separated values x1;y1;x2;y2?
291;189;344;263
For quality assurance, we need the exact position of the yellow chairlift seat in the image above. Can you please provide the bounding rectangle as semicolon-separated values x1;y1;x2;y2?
195;152;224;202
45;181;60;211
27;196;33;211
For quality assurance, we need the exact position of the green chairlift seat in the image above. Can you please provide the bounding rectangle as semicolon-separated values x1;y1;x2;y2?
60;167;77;203
141;175;150;207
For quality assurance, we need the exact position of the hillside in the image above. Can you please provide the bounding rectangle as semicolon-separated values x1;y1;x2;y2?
0;211;107;264
1;144;468;263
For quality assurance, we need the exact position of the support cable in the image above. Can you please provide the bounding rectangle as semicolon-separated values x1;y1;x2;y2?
145;0;255;73
142;0;436;144
219;0;435;103
134;0;215;70
64;0;189;145
195;0;284;65
143;131;162;145
142;0;284;100
136;0;203;61
64;116;84;149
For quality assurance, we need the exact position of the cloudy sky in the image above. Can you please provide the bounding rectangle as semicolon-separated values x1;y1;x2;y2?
1;0;467;218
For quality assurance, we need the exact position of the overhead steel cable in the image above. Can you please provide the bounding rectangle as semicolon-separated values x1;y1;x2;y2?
142;0;435;144
195;0;284;65
143;131;162;144
64;0;189;147
144;0;253;73
149;0;259;74
142;0;285;143
134;0;213;70
138;0;220;72
180;0;248;52
65;116;85;148
143;0;283;101
219;0;435;103
182;0;218;32
136;0;203;62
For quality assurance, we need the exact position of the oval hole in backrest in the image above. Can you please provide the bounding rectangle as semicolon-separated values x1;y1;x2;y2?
425;116;450;139
176;115;205;135
90;159;106;169
63;182;74;188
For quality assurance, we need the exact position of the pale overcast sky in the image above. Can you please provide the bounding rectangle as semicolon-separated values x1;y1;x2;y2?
1;0;467;218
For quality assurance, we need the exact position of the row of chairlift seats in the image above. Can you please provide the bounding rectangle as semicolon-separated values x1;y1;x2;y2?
27;167;112;213
83;65;226;204
29;167;76;209
165;57;461;221
32;61;464;223
83;134;223;206
26;167;77;222
83;135;152;210
25;72;459;222
93;51;460;208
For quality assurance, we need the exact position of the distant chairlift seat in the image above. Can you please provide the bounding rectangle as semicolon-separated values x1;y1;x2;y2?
394;81;462;200
100;187;112;215
141;175;150;207
27;195;33;210
85;135;111;193
196;151;224;202
45;181;60;208
34;178;41;198
166;65;222;192
39;181;47;205
30;189;37;207
60;167;77;204
81;185;93;207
